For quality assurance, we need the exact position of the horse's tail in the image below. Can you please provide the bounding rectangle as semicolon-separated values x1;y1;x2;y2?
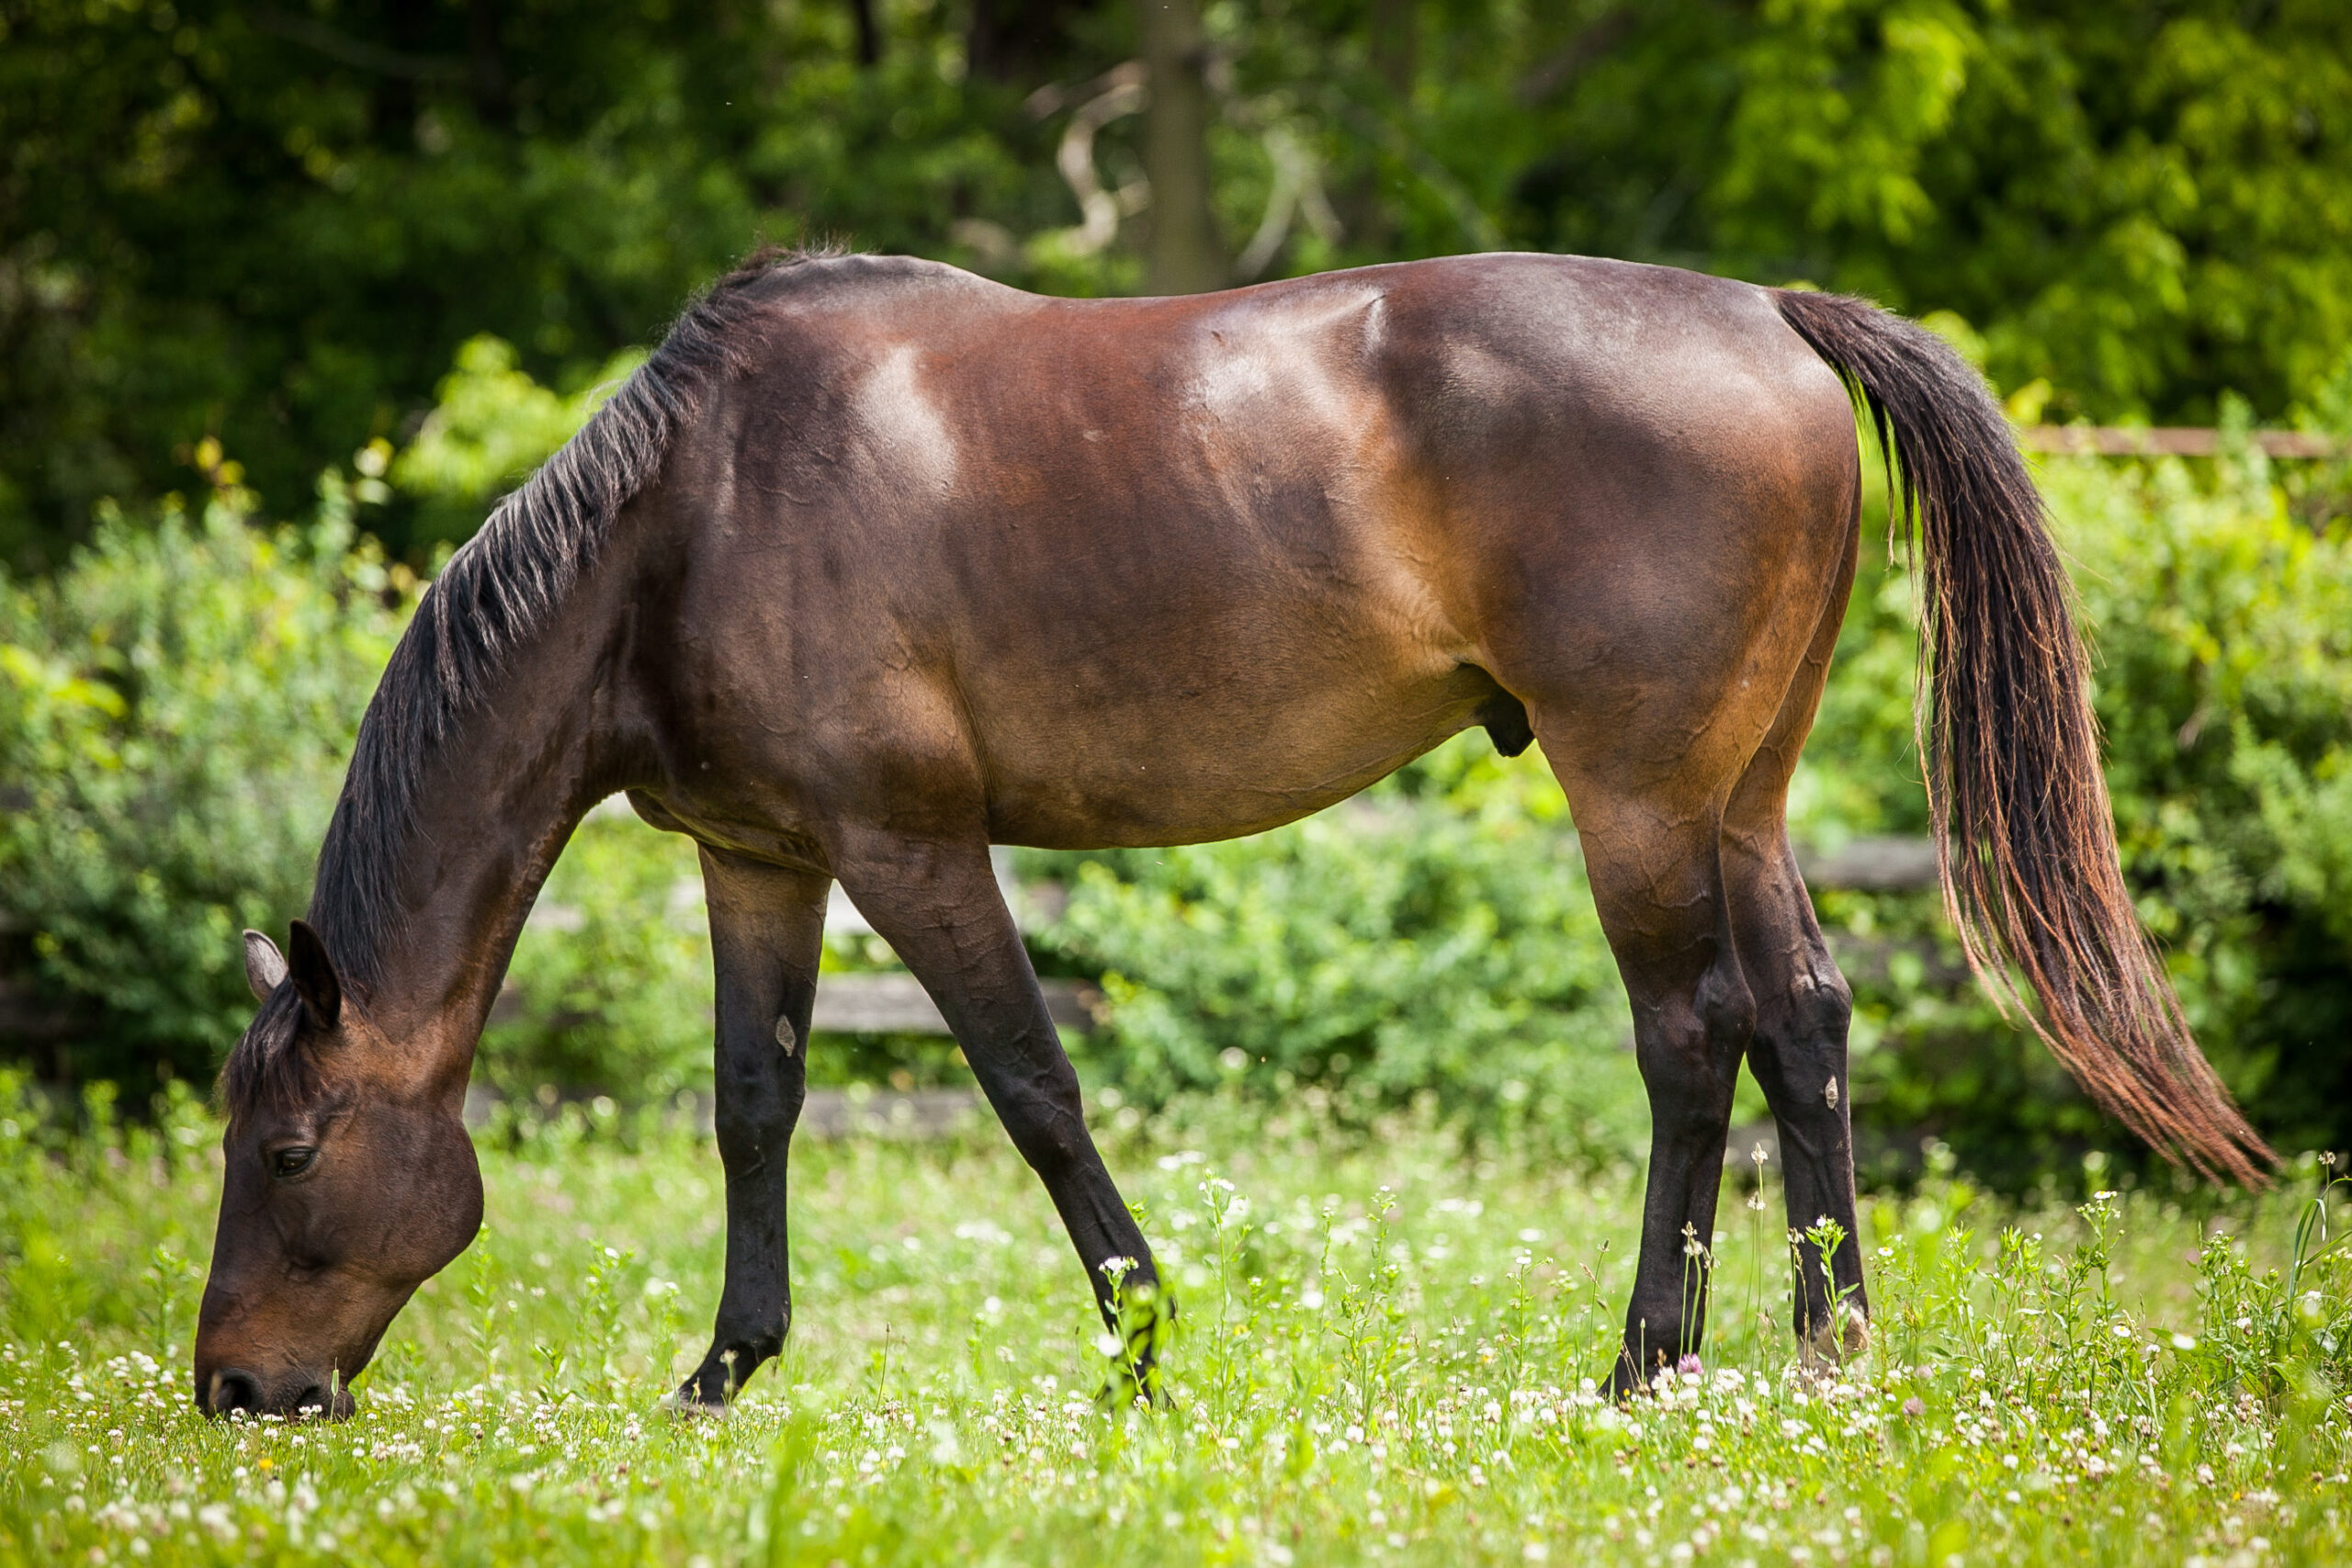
1771;288;2273;1185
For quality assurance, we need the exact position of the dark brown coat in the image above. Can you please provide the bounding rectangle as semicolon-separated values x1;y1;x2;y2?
197;253;2267;1417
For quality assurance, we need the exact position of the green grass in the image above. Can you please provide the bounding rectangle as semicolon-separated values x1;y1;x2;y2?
4;1078;2350;1566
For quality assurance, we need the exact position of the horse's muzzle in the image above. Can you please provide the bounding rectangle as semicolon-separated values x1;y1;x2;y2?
197;1365;356;1421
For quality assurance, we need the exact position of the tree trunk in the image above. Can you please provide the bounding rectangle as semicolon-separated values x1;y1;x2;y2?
848;0;879;66
1136;0;1224;293
1334;0;1416;257
1370;0;1416;97
967;0;1083;85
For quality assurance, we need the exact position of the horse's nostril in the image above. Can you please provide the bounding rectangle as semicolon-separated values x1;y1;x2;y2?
291;1380;357;1420
207;1369;261;1416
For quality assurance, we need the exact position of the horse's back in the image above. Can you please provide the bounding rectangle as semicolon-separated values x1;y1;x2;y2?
638;253;1859;850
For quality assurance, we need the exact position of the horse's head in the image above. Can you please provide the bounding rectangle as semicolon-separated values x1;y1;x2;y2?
193;923;481;1419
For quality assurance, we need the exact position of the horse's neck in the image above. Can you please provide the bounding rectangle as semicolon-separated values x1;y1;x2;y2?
314;571;631;1057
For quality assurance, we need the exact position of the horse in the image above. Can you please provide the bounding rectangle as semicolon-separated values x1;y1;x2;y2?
194;249;2270;1419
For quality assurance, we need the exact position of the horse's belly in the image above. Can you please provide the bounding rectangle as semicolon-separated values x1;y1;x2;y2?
975;666;1498;850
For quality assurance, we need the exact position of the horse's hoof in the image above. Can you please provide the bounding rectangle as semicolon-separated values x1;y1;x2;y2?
1605;1357;1651;1405
1799;1308;1871;1367
660;1387;729;1420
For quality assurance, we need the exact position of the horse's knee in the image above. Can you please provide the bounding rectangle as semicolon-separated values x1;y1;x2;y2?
712;1067;803;1165
1005;1111;1091;1183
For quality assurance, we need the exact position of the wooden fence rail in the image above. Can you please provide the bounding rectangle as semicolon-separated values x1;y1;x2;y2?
2017;426;2347;459
808;973;1102;1034
801;839;1940;1038
0;840;1946;1050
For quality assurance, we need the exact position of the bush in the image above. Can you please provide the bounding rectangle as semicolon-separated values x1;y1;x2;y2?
2064;441;2352;1158
1024;739;1650;1165
0;478;412;1093
390;337;645;551
0;472;737;1106
1792;437;2352;1185
473;806;715;1107
5;334;2346;1189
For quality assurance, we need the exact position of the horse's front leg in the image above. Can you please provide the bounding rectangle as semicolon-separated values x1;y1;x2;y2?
673;849;830;1413
832;829;1171;1399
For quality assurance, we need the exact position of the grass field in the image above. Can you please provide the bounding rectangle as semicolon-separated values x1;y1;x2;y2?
4;1077;2350;1566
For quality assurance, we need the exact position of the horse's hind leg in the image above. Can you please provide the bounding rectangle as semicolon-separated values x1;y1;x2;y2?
1540;760;1757;1397
1724;826;1866;1362
675;849;831;1412
1722;530;1868;1363
1515;497;1855;1394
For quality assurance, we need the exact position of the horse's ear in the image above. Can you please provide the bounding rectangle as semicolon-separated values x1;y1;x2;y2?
243;930;288;1003
286;920;343;1032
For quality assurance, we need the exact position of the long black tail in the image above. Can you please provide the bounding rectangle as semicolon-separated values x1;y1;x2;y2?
1773;288;2272;1185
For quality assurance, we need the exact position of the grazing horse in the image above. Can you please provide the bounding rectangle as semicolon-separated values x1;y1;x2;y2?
195;250;2269;1419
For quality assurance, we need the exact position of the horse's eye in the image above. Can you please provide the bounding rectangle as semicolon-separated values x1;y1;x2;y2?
271;1146;317;1179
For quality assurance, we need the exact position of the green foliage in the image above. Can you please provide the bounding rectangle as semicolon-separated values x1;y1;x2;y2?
4;329;2347;1190
1790;441;2352;1183
0;0;1073;565
1025;742;1645;1162
7;0;2351;565
1510;0;2352;424
390;336;645;548
0;481;412;1091
7;1074;2352;1562
474;807;713;1108
2064;446;2352;1157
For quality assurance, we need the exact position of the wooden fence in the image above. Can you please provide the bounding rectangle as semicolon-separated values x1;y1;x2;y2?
1;840;1946;1053
805;838;1944;1039
2017;426;2347;459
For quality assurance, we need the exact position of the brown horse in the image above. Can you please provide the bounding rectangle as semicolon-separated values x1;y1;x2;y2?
195;250;2268;1419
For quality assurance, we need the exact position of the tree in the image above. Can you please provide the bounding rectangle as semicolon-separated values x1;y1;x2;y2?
0;0;1069;566
1136;0;1226;293
3;0;2348;567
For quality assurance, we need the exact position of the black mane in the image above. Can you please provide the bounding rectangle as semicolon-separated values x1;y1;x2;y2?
222;247;828;1117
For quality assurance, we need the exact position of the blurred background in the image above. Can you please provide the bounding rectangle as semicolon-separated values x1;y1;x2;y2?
1;0;2348;1190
